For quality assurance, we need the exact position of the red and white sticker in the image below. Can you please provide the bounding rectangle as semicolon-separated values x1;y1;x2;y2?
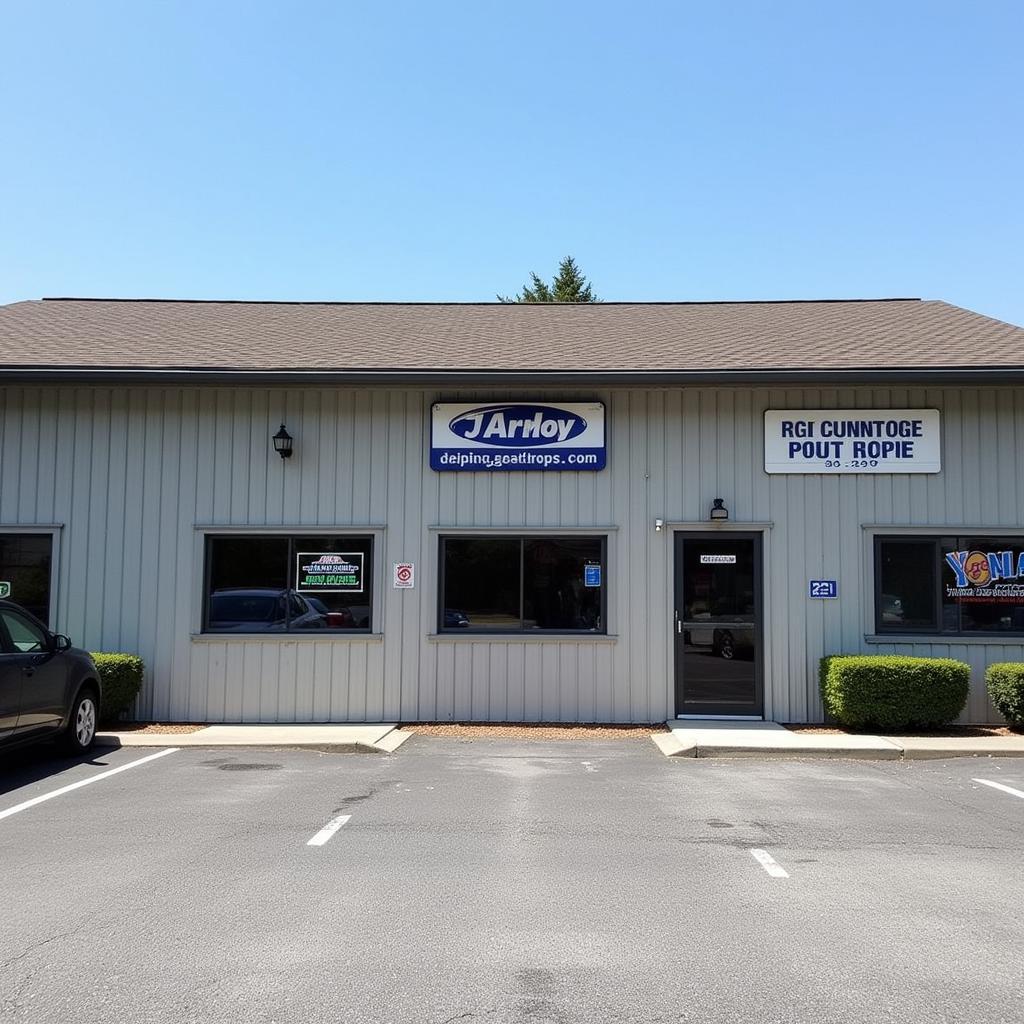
393;562;415;589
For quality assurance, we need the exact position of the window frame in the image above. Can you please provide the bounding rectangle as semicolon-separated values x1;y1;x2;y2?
437;533;608;635
202;532;376;635
0;527;60;629
873;533;1024;638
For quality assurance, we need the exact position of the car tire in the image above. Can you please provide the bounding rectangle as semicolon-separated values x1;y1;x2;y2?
63;687;99;753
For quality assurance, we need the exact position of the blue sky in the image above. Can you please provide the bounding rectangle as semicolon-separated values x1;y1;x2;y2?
2;1;1021;325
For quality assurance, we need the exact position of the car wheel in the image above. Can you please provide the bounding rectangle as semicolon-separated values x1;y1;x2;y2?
718;632;735;660
64;688;99;753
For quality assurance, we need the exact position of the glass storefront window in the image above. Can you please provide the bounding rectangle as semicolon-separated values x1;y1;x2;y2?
440;535;605;633
204;535;373;633
875;535;1024;636
875;539;938;630
0;533;53;626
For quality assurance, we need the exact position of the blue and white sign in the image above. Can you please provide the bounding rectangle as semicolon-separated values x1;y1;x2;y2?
808;580;838;599
431;402;606;471
584;564;602;587
764;410;941;474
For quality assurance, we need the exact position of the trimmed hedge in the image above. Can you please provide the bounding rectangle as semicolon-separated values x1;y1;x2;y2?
820;654;969;730
986;663;1024;729
90;653;144;722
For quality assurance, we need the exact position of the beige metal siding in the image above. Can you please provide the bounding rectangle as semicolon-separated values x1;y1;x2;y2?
0;384;1021;723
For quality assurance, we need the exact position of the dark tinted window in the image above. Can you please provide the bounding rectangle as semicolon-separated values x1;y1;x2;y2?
876;535;1024;636
523;537;603;630
876;539;937;631
204;535;373;633
441;536;605;633
441;538;521;631
0;533;53;626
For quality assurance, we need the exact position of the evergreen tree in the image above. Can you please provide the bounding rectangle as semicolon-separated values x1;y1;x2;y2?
498;256;598;303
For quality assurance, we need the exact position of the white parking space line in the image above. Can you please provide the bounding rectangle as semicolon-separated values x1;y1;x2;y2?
749;848;790;878
973;778;1024;801
0;748;179;822
307;814;351;847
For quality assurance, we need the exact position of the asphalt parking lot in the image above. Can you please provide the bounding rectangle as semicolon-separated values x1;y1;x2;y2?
2;737;1023;1024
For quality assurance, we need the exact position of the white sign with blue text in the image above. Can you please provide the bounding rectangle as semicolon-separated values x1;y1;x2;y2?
431;402;606;471
764;410;941;474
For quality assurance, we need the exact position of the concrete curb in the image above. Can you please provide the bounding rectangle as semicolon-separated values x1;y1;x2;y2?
650;728;1024;761
96;724;415;755
693;743;903;760
651;732;696;758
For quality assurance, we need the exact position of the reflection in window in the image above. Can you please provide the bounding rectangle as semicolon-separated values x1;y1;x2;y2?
441;536;605;633
204;535;373;633
876;539;937;630
0;533;53;626
523;538;602;630
1;609;48;652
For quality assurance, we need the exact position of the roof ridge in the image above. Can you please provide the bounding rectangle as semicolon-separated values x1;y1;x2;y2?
36;297;924;307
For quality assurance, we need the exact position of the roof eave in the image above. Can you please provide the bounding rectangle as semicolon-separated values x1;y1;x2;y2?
1;366;1024;386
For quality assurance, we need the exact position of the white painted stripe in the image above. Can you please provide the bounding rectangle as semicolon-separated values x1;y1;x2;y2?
750;848;790;878
0;747;179;822
973;778;1024;801
307;814;351;846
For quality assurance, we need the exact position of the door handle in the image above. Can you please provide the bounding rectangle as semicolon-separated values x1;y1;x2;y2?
21;665;35;677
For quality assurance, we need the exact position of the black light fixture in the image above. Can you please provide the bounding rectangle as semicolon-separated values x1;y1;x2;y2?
272;423;294;459
709;497;729;521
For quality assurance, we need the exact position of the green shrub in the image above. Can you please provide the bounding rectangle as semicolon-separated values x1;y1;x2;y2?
90;653;144;722
986;663;1024;729
819;655;969;730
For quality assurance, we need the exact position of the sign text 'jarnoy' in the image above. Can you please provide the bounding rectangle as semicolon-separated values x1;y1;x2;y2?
431;402;606;471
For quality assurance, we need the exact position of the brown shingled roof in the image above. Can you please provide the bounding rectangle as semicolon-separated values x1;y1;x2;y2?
0;297;1021;375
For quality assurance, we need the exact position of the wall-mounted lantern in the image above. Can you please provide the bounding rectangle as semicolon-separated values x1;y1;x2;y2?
272;423;294;459
654;518;664;532
709;498;729;521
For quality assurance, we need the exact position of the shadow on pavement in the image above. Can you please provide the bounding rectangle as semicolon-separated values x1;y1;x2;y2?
0;738;124;797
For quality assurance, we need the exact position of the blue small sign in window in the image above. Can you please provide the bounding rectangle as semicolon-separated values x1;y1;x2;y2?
584;564;602;588
808;579;838;599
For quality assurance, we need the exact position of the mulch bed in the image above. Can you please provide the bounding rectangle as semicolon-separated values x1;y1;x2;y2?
103;723;207;734
403;723;665;740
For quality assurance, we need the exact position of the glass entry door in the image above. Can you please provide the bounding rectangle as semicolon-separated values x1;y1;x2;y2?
674;533;762;717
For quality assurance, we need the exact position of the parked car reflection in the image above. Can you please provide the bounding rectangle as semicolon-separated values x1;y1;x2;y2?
305;596;355;629
684;615;755;660
444;608;470;628
207;589;325;631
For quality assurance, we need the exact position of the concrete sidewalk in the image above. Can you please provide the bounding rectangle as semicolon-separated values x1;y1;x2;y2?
653;720;1024;760
96;723;413;754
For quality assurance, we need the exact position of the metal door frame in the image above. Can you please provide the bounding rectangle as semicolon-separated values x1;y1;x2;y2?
673;531;764;719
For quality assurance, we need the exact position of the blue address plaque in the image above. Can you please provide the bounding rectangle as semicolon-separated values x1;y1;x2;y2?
808;579;838;599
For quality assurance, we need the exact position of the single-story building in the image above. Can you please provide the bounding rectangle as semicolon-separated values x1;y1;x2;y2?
0;296;1022;724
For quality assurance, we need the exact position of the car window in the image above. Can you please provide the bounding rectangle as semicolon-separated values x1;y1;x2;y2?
1;610;48;653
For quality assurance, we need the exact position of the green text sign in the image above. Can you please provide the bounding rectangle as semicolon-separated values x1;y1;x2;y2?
296;553;363;593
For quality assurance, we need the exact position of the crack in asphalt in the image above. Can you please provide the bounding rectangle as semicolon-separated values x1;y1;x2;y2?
0;923;85;973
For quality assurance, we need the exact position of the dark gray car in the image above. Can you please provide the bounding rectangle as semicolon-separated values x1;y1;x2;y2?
0;600;102;753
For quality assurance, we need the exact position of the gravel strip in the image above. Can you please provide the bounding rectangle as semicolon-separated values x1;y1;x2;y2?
104;723;207;734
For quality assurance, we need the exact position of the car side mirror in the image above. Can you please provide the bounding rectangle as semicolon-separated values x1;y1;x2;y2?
50;634;72;652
